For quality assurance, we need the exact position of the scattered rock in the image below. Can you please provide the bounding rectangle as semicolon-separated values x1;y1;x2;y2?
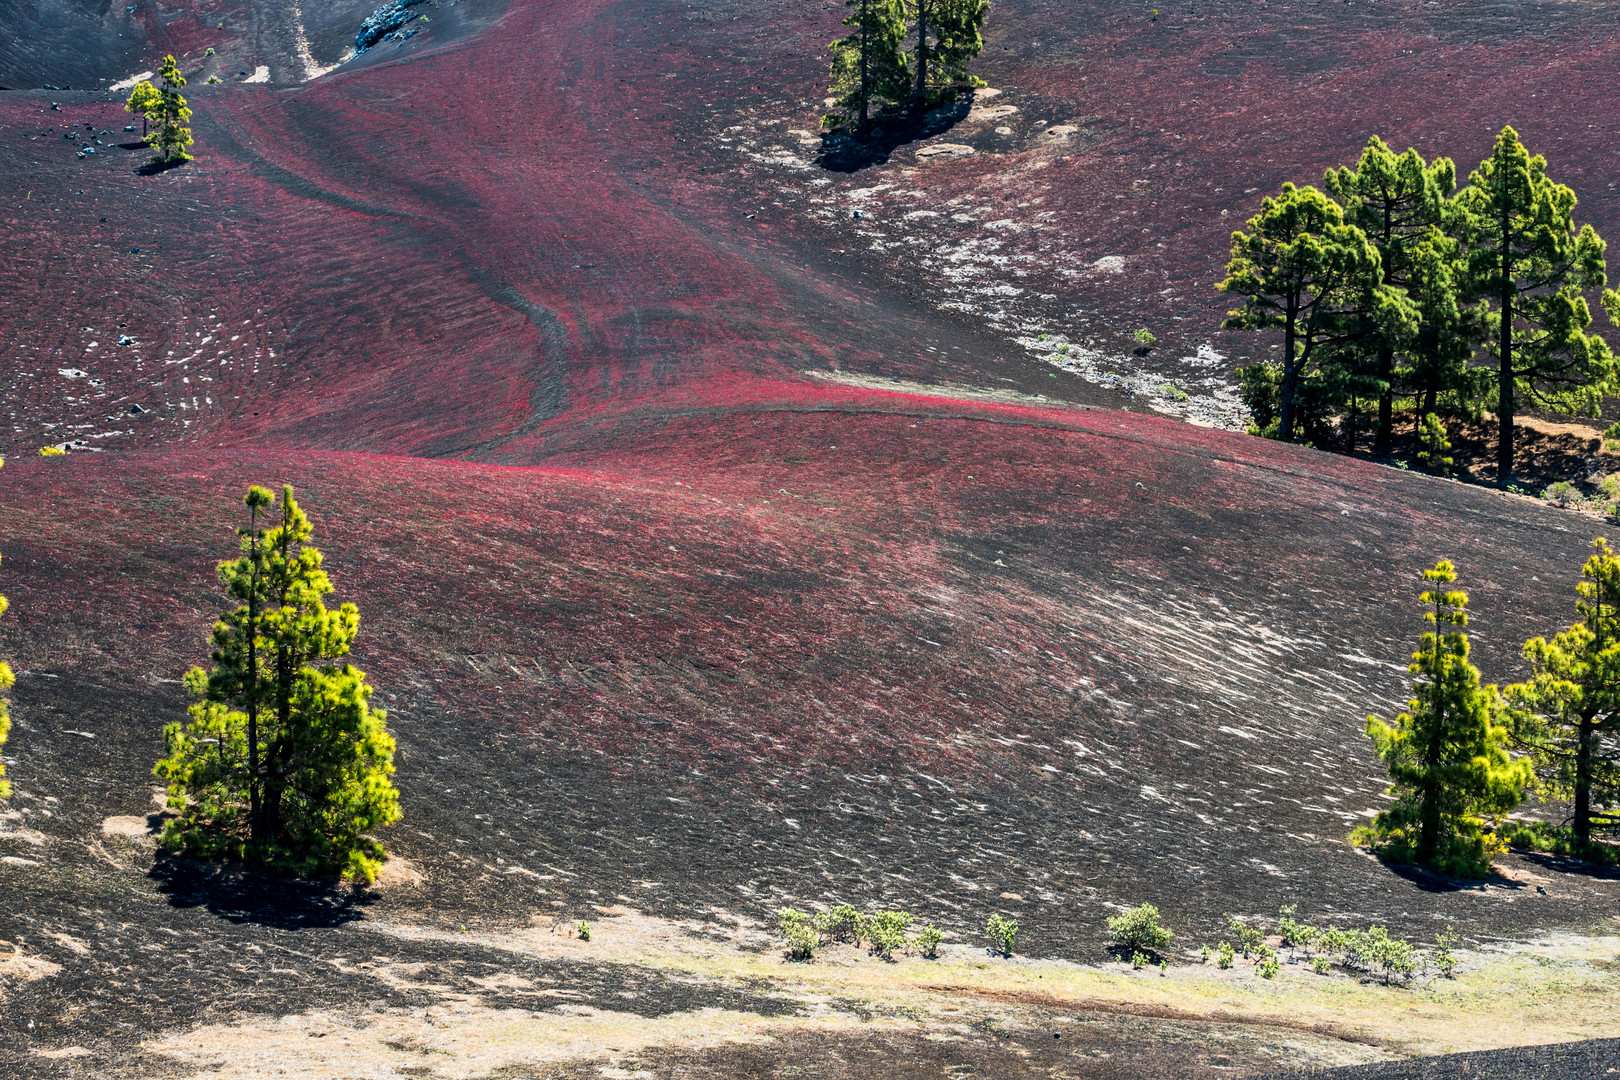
968;104;1018;123
129;403;148;414
1093;255;1127;273
100;815;156;840
355;0;426;53
916;143;975;159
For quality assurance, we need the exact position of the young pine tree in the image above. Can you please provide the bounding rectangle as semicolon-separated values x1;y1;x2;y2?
1458;126;1616;480
151;54;195;164
0;455;12;800
1218;183;1397;443
825;0;910;130
1356;561;1530;877
124;80;161;140
155;485;400;880
1505;539;1620;846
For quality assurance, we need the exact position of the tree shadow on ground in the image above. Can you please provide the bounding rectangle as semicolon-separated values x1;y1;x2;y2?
1514;849;1620;881
816;96;975;173
1379;858;1528;894
136;157;186;176
149;849;376;929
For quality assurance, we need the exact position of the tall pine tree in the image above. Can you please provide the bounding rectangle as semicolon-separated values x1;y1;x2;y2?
1458;126;1614;480
1506;539;1620;845
825;0;910;130
911;0;988;108
1218;183;1397;442
156;485;400;880
1324;137;1460;453
151;54;194;164
1356;561;1530;877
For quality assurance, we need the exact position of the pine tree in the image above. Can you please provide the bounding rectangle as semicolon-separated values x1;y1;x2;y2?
124;80;161;140
1505;539;1620;845
911;0;988;108
1356;561;1530;877
1415;412;1453;474
1218;183;1397;442
0;455;12;801
151;54;194;165
1458;126;1615;480
825;0;910;130
155;485;400;880
1324;137;1461;453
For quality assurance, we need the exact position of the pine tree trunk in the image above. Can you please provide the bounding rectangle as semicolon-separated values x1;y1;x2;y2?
1576;714;1594;842
1497;205;1514;482
1375;347;1394;454
859;0;870;128
1280;299;1298;441
913;0;929;112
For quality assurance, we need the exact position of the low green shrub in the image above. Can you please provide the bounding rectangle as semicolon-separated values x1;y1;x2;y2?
1311;955;1331;975
778;907;817;961
1131;950;1148;970
1257;954;1280;979
1432;926;1461;979
1216;941;1235;969
1225;915;1262;958
1499;820;1620;865
866;910;912;960
914;923;943;959
575;920;592;942
1543;480;1582;507
1108;903;1173;954
1134;329;1157;347
816;903;866;944
986;914;1018;957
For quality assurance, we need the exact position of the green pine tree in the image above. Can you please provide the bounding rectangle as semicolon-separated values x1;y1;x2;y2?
1505;538;1620;845
1355;561;1530;877
1458;126;1615;481
825;0;910;130
151;54;195;164
124;80;161;140
0;455;11;801
911;0;988;108
1415;412;1453;474
1324;137;1460;453
155;485;400;880
1217;183;1395;442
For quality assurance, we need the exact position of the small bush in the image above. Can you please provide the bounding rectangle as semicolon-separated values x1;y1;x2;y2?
1159;383;1189;402
1499;819;1620;864
778;907;817;961
1544;480;1582;507
1605;421;1620;452
914;923;943;959
1216;941;1235;969
38;446;65;456
1431;926;1461;979
575;920;591;942
1277;904;1316;949
1257;954;1280;979
816;903;865;944
1131;950;1148;969
1108;903;1173;954
986;914;1018;957
866;910;912;960
1057;343;1070;354
205;47;215;56
1134;329;1157;347
1311;955;1331;975
1225;915;1262;958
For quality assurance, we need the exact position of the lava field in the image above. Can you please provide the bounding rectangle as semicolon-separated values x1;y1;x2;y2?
4;0;1620;1077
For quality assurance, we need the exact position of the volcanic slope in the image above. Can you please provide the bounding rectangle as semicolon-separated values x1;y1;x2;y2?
5;0;1620;1078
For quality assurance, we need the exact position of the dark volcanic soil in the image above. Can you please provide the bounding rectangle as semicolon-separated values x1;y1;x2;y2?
5;0;1620;1077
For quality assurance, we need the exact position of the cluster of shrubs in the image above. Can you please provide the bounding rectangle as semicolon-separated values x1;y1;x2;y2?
1201;905;1461;984
1542;474;1620;517
775;904;944;962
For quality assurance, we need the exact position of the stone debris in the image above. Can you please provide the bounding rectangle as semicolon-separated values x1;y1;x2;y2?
355;0;427;53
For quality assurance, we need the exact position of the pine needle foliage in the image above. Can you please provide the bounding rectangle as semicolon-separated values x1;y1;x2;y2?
151;54;194;164
910;0;988;109
1458;125;1615;479
155;485;400;881
0;455;12;800
824;0;910;130
1355;561;1530;877
1217;183;1400;443
1505;539;1620;845
124;80;161;139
